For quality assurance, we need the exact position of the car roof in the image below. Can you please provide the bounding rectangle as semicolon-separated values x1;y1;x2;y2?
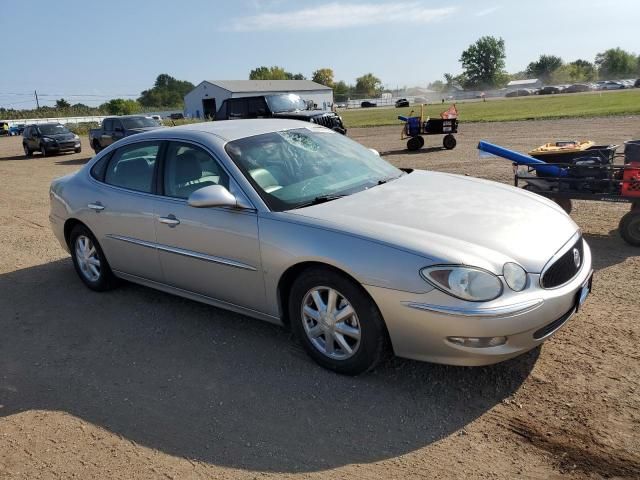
147;119;322;142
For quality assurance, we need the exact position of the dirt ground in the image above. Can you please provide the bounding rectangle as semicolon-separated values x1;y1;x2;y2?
0;117;638;479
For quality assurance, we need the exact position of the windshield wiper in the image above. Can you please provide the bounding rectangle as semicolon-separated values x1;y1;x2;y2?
293;194;348;209
376;174;405;185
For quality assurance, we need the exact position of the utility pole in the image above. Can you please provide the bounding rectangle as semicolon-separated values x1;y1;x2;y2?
34;90;40;109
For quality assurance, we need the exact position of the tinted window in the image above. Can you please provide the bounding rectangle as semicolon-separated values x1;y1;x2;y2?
104;142;160;193
248;97;268;117
90;152;112;181
228;99;248;118
121;117;158;129
103;119;114;131
38;124;70;135
163;142;228;199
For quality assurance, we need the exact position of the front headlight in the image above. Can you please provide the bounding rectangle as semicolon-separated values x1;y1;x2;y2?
43;137;54;142
309;117;316;123
73;134;80;140
503;262;527;291
420;265;503;302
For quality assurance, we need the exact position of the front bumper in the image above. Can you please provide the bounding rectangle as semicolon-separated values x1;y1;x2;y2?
44;141;81;153
364;241;593;366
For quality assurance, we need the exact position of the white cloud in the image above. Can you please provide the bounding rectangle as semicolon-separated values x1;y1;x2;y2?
475;6;501;17
229;2;458;31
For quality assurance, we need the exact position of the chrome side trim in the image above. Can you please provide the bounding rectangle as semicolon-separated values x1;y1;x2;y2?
106;234;257;271
113;270;281;325
402;298;544;318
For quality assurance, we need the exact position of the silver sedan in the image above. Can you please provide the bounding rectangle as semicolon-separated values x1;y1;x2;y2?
49;120;593;375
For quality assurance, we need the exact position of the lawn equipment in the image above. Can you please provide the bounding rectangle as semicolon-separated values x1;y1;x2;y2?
477;140;640;246
398;104;458;151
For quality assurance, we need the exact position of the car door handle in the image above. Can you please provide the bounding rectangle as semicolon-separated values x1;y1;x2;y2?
88;202;104;211
159;215;180;227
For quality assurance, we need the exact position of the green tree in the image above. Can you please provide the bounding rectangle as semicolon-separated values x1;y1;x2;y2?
595;48;638;78
459;36;508;89
249;66;292;80
526;55;563;82
55;98;71;109
287;72;306;80
333;80;350;101
355;73;383;97
100;99;140;115
311;68;335;88
138;74;194;108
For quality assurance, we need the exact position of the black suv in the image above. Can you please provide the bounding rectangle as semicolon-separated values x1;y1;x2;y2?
216;93;346;134
23;123;81;157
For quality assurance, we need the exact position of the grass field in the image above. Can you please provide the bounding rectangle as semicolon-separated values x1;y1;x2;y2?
340;89;640;128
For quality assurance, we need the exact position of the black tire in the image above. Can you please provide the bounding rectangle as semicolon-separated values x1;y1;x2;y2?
289;267;389;375
406;136;424;151
69;224;119;291
92;140;102;153
23;143;32;157
619;211;640;246
74;147;82;153
443;134;457;150
40;144;47;157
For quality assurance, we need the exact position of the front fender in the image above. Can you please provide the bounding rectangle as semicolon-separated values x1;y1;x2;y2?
258;214;435;317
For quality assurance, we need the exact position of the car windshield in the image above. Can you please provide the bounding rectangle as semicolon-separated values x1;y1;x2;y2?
121;117;159;129
225;128;403;211
265;94;307;113
38;124;70;135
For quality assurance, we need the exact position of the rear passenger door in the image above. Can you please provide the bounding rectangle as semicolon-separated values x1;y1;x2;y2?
153;141;266;312
87;141;164;282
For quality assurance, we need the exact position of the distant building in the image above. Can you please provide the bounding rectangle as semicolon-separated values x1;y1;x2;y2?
506;79;542;89
184;80;334;119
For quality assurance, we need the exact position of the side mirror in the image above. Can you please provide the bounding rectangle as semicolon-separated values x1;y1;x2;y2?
188;184;241;208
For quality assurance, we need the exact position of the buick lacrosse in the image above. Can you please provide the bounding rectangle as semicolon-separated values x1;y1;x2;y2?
49;120;592;374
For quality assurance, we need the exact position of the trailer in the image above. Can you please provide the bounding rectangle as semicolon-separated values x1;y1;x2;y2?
477;140;640;246
398;104;458;151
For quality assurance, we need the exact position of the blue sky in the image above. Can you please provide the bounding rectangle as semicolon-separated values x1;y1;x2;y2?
0;0;638;107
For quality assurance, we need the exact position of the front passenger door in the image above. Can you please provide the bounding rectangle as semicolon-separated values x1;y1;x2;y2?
154;141;266;312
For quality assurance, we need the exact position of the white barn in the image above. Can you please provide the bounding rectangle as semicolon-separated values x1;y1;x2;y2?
184;80;334;119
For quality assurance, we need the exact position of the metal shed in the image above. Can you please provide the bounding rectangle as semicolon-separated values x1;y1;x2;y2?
184;80;334;119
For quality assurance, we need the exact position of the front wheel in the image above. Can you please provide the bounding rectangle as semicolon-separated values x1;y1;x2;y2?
92;140;102;153
40;144;47;157
443;134;457;150
289;267;388;375
23;144;32;157
619;211;640;246
74;147;82;153
69;225;119;291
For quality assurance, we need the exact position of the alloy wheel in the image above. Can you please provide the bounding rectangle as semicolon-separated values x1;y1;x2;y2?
301;286;361;360
75;235;101;282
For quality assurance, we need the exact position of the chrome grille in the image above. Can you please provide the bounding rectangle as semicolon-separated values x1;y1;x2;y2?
541;236;584;288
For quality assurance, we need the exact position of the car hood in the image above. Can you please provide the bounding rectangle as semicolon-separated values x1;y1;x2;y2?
45;133;76;141
272;111;337;119
287;170;579;273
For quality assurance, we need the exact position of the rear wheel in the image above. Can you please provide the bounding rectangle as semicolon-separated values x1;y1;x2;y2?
289;267;388;375
40;144;47;157
92;140;102;153
23;144;32;157
619;211;640;246
74;146;82;153
443;134;457;150
406;136;424;151
69;225;118;291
